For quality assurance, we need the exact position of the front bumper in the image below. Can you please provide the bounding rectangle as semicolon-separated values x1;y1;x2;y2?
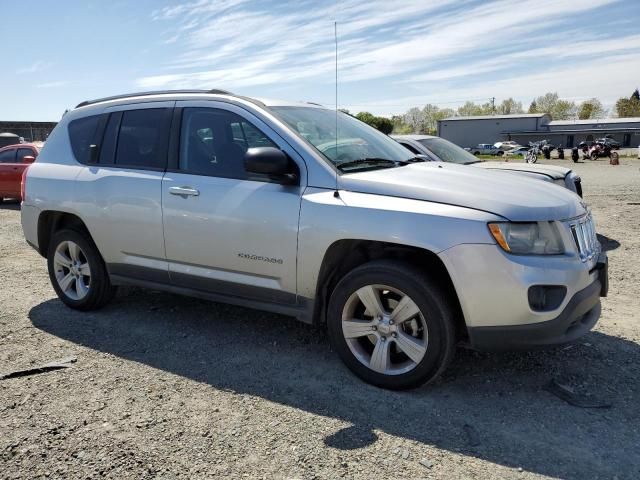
466;253;608;351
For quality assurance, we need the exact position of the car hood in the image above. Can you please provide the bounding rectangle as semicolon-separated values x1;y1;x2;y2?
339;162;585;221
474;161;571;180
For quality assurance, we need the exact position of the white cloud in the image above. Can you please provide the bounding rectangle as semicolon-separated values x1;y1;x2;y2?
17;60;52;74
36;81;68;88
137;0;637;115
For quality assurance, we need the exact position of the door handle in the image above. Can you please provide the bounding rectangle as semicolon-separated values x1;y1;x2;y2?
169;186;200;197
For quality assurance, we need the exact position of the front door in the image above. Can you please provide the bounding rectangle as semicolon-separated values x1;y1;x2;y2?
161;101;305;304
623;133;631;147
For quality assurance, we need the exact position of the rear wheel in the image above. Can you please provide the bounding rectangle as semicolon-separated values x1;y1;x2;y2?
590;151;598;161
327;260;456;390
47;229;116;310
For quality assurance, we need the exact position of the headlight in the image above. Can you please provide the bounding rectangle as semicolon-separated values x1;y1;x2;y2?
488;222;564;254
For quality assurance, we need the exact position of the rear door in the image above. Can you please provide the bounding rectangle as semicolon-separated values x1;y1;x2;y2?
161;101;305;304
74;103;174;281
0;148;17;196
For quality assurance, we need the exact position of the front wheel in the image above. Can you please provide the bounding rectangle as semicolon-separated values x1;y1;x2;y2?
590;151;598;161
47;229;116;310
327;260;456;390
526;153;537;164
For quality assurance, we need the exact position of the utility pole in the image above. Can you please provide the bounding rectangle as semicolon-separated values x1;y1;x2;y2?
491;97;495;114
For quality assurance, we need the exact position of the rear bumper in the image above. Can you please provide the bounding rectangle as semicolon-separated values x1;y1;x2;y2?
467;259;606;351
21;204;40;254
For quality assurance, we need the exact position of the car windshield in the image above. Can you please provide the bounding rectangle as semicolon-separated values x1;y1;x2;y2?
270;106;414;172
418;137;479;165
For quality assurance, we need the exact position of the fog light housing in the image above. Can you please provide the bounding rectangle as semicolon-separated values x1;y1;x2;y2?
528;285;567;312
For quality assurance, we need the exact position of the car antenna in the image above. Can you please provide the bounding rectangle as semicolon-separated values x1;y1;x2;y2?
333;20;340;198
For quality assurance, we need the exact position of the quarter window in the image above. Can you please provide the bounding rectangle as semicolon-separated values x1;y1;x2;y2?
68;115;101;164
179;108;277;179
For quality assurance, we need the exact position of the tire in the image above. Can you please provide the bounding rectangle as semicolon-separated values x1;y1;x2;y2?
526;153;537;164
497;151;504;157
590;151;598;161
473;151;480;156
47;229;116;310
326;260;456;390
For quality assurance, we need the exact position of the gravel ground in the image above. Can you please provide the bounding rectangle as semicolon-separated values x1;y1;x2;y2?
1;158;639;479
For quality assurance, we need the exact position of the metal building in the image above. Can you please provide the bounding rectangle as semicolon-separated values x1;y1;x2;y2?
438;114;640;148
0;121;57;143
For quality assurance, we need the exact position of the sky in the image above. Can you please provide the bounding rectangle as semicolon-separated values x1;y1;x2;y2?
2;0;639;121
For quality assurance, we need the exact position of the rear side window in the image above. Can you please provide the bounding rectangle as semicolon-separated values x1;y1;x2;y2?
115;109;170;169
0;149;16;163
68;115;101;164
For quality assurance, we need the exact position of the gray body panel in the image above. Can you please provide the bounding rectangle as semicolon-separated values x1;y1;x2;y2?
392;135;580;194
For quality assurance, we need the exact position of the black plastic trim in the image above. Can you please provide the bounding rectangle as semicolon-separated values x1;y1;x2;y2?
107;265;313;323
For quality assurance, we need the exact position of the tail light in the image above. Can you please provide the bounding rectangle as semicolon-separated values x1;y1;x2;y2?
21;166;29;202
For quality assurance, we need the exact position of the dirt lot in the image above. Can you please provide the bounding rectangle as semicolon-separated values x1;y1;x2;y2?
1;158;639;479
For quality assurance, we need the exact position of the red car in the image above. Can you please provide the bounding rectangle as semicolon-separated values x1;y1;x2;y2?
0;143;40;202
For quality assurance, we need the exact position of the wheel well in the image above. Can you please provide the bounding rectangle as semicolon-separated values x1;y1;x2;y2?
37;211;92;258
313;239;467;340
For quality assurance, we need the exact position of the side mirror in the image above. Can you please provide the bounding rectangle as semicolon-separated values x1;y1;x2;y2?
22;155;36;163
244;147;296;182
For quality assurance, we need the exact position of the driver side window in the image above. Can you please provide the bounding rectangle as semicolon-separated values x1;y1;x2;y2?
179;108;277;179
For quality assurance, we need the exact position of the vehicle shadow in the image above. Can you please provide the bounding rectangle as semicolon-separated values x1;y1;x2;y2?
29;290;640;479
597;233;621;252
0;200;20;211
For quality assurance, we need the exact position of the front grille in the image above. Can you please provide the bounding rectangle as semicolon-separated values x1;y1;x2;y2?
569;214;598;262
574;178;583;197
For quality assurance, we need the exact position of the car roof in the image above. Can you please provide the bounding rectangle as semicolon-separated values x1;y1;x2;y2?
390;134;437;141
0;143;40;151
73;90;323;113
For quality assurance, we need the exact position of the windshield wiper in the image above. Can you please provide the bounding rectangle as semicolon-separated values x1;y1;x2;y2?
336;158;399;171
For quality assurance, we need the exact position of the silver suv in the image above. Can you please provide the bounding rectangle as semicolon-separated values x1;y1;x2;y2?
21;90;608;389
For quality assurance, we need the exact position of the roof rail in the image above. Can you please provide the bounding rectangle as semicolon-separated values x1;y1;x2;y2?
75;89;233;108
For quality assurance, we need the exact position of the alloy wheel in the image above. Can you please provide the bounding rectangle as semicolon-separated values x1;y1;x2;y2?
341;284;428;375
53;240;91;300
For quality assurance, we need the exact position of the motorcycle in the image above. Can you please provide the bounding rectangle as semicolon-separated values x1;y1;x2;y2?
525;141;549;164
588;141;619;163
571;147;579;163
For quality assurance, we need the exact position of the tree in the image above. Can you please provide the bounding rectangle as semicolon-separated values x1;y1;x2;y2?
371;117;394;135
457;101;492;116
531;92;576;119
391;115;412;134
403;107;424;133
615;89;640;117
497;98;524;115
354;111;394;134
577;98;605;119
355;111;376;124
528;100;538;113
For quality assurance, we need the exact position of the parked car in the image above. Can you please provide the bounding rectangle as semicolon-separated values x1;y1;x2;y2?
596;138;620;149
21;90;607;390
392;135;583;197
466;143;504;156
494;141;520;150
0;143;39;202
504;146;530;157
